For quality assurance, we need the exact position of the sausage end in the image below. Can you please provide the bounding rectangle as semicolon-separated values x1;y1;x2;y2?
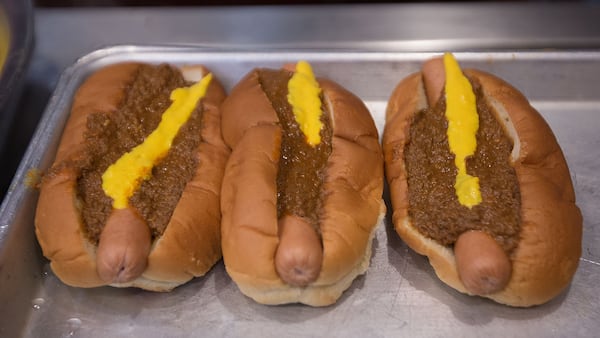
454;230;512;296
96;207;152;284
421;56;446;107
275;215;323;287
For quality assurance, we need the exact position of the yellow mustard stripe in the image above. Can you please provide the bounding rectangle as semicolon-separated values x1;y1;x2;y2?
443;53;482;208
287;60;323;146
102;73;213;209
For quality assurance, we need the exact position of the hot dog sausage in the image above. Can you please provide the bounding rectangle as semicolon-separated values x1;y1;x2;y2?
275;215;323;286
96;207;152;284
421;55;513;296
422;57;445;107
454;230;511;295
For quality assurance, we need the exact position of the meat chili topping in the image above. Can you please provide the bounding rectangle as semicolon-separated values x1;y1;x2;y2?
76;64;204;243
405;77;521;253
258;68;333;231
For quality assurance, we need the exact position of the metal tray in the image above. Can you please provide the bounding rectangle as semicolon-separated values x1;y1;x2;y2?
1;46;598;337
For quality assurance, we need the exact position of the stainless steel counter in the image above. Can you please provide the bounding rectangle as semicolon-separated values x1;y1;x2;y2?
31;3;600;63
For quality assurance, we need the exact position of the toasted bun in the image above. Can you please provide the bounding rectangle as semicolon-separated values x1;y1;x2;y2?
34;62;229;291
383;66;582;307
220;69;385;306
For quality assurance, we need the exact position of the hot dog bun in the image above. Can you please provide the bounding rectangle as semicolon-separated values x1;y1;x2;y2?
382;56;582;306
220;66;385;306
35;62;229;291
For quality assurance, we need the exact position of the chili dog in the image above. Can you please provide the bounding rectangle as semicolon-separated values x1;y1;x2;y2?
383;53;582;306
35;62;229;291
220;61;385;306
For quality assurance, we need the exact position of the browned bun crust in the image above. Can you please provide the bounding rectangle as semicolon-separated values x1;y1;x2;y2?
34;62;229;291
220;68;385;306
382;67;583;307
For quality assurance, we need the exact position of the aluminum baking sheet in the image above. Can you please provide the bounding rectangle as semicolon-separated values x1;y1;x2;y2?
1;46;599;337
